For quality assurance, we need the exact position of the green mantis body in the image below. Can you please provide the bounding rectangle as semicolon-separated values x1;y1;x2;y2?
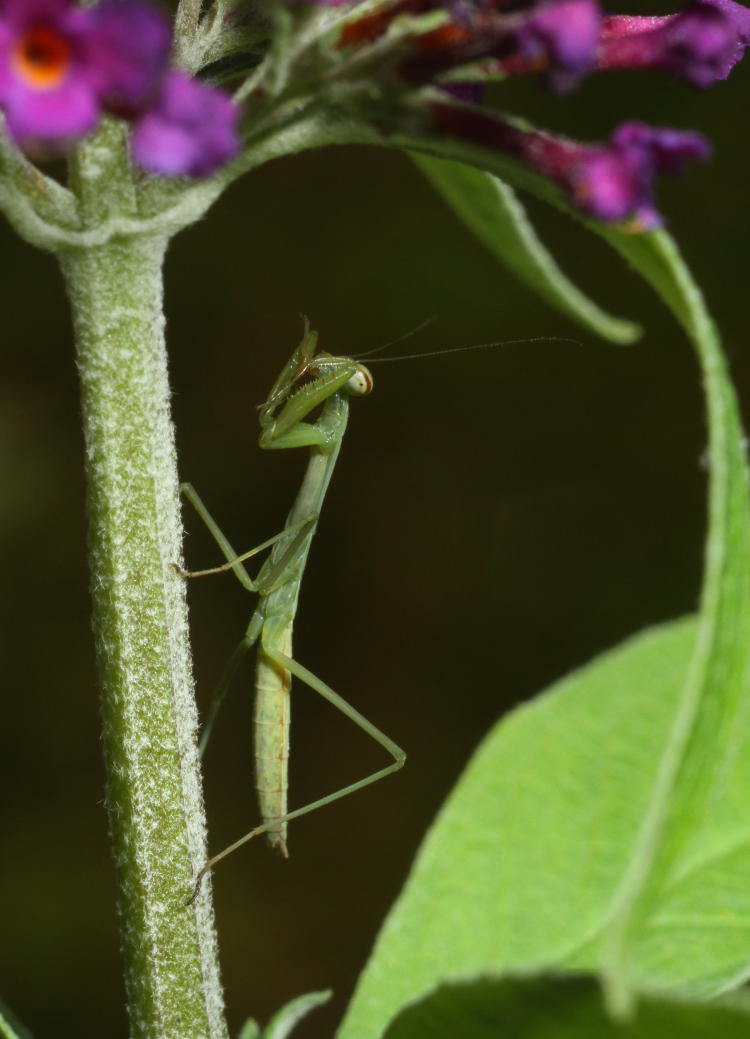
182;323;405;889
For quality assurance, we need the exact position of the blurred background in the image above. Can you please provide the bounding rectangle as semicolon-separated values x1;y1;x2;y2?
1;4;747;1036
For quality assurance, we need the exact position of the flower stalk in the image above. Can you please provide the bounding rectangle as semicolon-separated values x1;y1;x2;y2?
58;131;227;1036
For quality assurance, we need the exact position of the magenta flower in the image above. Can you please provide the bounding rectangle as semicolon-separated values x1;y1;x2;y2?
431;102;710;227
84;0;173;117
0;0;170;146
567;122;711;226
515;0;602;91
395;0;750;92
598;0;750;86
399;0;602;87
132;71;241;178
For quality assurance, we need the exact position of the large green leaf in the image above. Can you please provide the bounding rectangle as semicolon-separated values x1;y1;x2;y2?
338;620;695;1037
553;212;750;1014
384;975;750;1039
337;126;750;1038
410;154;640;344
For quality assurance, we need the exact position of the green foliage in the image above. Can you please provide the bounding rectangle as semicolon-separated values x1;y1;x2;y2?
338;620;691;1036
409;155;640;344
336;152;750;1037
0;998;32;1039
239;991;331;1039
383;975;750;1038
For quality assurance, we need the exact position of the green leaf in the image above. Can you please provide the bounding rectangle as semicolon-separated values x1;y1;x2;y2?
0;998;33;1039
338;620;696;1038
410;154;640;344
558;224;750;1016
383;975;750;1039
337;124;750;1039
258;991;331;1039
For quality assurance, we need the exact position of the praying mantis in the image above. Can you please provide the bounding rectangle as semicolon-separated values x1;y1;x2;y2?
181;319;405;898
181;321;571;899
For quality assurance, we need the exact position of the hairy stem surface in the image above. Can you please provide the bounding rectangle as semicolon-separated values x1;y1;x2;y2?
60;235;227;1039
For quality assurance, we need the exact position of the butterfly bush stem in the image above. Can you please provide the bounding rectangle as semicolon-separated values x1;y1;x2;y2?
175;0;204;41
59;226;227;1039
174;0;209;68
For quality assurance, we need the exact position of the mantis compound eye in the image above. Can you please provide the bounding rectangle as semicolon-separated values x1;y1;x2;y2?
346;365;373;396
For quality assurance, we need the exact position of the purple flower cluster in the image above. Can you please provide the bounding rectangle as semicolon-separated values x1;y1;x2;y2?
515;0;602;91
432;102;710;227
0;0;240;177
342;0;750;227
598;0;750;86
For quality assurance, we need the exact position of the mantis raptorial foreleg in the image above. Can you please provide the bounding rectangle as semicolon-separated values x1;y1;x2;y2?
189;643;405;902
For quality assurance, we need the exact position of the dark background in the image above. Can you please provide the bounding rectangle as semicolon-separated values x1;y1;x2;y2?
1;6;747;1037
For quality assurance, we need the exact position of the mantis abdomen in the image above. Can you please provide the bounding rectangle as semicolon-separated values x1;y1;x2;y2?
254;625;292;856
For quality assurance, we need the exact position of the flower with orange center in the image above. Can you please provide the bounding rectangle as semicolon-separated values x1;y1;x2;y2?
0;0;170;145
11;26;73;91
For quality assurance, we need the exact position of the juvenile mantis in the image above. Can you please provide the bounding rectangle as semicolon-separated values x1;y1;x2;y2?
182;322;574;899
181;320;405;898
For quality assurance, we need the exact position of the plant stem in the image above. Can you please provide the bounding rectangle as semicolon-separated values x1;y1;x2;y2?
175;0;208;70
59;234;227;1039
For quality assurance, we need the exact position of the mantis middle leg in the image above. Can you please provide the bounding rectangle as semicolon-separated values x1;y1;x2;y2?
179;481;315;591
179;483;315;752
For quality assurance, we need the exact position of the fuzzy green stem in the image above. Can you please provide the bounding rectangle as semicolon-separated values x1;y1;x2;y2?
59;234;227;1039
175;0;209;70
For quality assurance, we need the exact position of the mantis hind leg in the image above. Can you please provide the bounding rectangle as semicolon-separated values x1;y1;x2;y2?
187;649;405;903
